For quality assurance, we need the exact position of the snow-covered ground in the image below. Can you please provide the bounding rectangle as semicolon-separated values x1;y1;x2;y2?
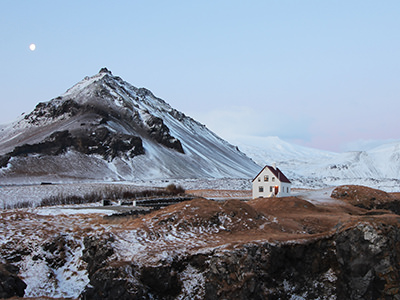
238;136;400;192
292;187;337;204
0;178;252;209
0;182;141;209
0;183;391;298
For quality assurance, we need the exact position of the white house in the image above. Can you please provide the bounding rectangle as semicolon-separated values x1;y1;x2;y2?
252;164;291;198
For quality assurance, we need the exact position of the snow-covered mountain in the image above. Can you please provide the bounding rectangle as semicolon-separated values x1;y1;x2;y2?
1;68;398;190
237;137;400;191
0;68;260;184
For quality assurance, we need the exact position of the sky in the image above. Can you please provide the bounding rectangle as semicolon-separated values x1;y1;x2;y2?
1;1;400;152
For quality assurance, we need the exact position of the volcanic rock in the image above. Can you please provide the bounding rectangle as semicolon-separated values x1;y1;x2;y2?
0;263;26;298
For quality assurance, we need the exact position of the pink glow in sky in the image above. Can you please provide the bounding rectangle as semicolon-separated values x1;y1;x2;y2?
1;1;399;152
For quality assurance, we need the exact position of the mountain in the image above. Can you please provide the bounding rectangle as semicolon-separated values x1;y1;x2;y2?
0;68;260;184
236;136;336;166
237;137;400;191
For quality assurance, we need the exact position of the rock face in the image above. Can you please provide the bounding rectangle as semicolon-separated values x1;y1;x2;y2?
0;264;26;298
5;128;144;161
336;223;400;299
144;115;184;154
80;221;400;300
78;193;400;300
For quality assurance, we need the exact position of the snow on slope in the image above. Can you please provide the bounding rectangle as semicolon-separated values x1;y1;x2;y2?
236;136;336;166
65;69;260;179
1;68;398;189
237;136;400;191
0;68;260;183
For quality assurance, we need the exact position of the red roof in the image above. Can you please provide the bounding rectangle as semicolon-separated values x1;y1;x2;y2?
252;165;291;184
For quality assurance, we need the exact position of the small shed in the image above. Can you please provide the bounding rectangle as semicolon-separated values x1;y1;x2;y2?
252;164;291;198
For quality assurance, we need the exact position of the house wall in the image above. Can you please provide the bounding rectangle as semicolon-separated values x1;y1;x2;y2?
252;168;291;198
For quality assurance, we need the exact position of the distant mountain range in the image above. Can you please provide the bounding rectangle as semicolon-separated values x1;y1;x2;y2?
237;136;400;191
0;68;259;184
0;68;399;191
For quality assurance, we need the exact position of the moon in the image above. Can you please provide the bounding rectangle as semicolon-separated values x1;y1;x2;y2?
29;43;36;51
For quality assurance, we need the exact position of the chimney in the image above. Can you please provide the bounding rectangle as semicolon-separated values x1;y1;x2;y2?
272;163;276;170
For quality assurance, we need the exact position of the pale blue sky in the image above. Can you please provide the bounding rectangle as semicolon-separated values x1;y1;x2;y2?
1;1;399;151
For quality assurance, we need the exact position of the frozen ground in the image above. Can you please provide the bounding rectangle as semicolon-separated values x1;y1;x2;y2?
1;181;397;298
0;190;344;298
0;178;348;210
292;187;338;205
0;178;252;209
0;182;141;209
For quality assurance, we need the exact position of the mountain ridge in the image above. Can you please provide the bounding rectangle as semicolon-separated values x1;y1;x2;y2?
237;136;400;191
1;68;399;190
0;68;260;184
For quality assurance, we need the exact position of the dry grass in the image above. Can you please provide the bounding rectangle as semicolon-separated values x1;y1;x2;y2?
331;185;395;208
2;185;400;294
2;185;400;299
39;185;186;208
186;189;251;199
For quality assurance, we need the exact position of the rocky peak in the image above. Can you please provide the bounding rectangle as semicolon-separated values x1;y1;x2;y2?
98;67;112;75
0;69;186;166
0;69;260;181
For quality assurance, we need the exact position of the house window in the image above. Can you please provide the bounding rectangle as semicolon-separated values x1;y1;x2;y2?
258;177;261;182
264;175;269;182
259;186;264;193
272;177;275;182
270;186;273;192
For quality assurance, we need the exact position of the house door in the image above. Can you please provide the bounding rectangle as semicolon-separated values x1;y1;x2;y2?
274;186;279;195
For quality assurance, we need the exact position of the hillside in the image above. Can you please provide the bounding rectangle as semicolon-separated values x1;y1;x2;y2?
0;68;259;184
238;137;400;191
1;185;400;299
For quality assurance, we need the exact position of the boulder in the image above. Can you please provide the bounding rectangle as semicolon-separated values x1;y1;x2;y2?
0;264;26;298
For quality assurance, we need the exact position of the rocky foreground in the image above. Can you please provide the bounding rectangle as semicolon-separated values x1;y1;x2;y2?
1;185;400;299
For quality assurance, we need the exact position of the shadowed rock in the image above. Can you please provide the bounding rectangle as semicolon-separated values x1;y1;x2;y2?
0;264;26;298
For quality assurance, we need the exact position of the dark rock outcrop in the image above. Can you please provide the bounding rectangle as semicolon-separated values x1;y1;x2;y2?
99;67;112;74
42;235;71;270
25;99;81;124
202;222;400;299
81;262;182;300
139;264;182;298
144;115;184;154
335;223;400;299
0;264;26;298
80;222;400;300
2;127;145;163
82;263;146;300
11;130;74;157
377;200;400;215
0;155;11;168
81;236;115;279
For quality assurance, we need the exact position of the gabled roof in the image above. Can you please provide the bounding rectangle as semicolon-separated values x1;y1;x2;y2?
252;165;291;184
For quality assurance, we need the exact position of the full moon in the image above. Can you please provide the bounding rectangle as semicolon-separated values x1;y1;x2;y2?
29;43;36;51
